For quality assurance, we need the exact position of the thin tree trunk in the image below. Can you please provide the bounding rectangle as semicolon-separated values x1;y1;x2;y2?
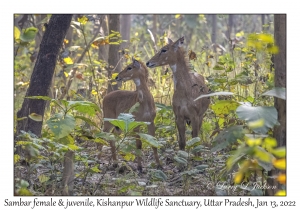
107;14;121;93
98;15;109;62
16;14;72;136
266;14;286;196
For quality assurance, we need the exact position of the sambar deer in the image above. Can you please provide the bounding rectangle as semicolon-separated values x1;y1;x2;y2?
102;57;161;172
146;37;210;151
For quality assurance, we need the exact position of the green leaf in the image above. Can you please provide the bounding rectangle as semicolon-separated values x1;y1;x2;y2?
186;137;200;148
213;65;225;70
256;158;273;171
46;113;75;138
20;27;38;42
89;165;101;173
74;115;100;129
194;92;233;101
271;147;286;158
174;156;188;166
14;26;21;40
177;150;189;159
191;145;206;153
138;133;162;148
236;104;278;134
28;113;43;122
262;87;286;100
151;170;168;181
38;174;50;183
195;164;209;170
211;100;239;116
211;125;244;152
68;101;100;116
254;146;273;163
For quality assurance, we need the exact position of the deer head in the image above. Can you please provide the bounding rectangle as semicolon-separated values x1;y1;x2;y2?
146;36;185;68
116;57;148;86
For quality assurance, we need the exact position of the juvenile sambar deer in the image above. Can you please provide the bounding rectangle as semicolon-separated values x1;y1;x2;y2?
102;57;161;172
146;37;210;151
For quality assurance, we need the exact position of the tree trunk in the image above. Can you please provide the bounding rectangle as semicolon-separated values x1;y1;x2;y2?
62;150;75;195
274;14;286;148
266;14;286;196
107;14;121;93
98;15;109;62
16;14;72;136
120;14;131;49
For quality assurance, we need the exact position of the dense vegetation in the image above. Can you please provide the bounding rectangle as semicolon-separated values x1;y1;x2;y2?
14;14;286;196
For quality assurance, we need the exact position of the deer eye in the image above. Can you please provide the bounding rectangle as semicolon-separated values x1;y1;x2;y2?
161;49;167;53
127;67;132;71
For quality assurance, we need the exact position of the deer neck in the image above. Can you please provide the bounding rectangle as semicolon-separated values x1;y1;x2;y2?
134;77;151;104
169;54;192;92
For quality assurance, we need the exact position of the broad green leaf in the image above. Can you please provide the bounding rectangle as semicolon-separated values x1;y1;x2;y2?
68;101;100;116
174;156;188;166
14;26;20;40
271;147;286;158
186;137;200;148
177;150;188;159
68;144;79;151
262;87;286;100
151;170;168;181
89;165;101;173
18;188;33;196
46;113;75;139
28;113;43;122
254;146;273;163
74;115;100;129
195;164;209;170
138;133;162;148
236;104;278;134
20;27;38;42
211;100;239;116
226;147;252;170
256;158;273;171
38;174;50;183
58;135;74;145
191;145;206;153
194;92;233;101
123;153;135;161
211;125;244;152
95;132;116;141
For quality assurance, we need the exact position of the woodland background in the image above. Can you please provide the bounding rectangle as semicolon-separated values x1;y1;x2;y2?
13;14;286;196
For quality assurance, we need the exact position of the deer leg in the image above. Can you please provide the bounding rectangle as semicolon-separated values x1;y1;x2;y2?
148;122;162;169
191;117;200;138
176;115;186;150
132;127;142;173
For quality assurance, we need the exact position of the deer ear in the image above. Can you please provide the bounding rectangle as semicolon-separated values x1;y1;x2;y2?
168;38;174;44
133;58;141;69
173;36;184;51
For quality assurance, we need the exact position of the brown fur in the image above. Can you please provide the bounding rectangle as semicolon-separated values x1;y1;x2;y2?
102;58;161;172
146;37;210;150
